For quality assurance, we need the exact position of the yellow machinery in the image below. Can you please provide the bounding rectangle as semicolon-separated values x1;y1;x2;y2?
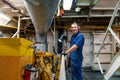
27;51;61;80
25;51;61;80
36;52;53;80
0;38;34;80
54;54;61;80
0;38;62;80
36;52;61;80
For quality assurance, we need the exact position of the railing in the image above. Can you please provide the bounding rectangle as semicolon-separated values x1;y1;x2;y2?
96;0;120;80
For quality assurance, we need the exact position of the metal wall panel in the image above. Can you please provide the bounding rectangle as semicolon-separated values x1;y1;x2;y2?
92;32;113;70
82;32;93;67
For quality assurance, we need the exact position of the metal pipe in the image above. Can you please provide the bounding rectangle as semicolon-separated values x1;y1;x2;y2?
49;18;56;46
54;18;56;47
24;0;59;51
12;16;21;38
24;0;59;34
62;14;119;18
92;7;120;10
59;55;66;80
35;33;48;51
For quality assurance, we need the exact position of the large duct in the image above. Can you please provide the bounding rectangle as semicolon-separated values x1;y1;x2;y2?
24;0;59;51
24;0;59;34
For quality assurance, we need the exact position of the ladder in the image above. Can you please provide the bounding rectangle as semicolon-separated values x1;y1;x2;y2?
96;0;120;80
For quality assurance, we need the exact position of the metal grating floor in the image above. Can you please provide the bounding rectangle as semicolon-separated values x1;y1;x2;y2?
66;67;120;80
66;67;104;80
66;68;120;80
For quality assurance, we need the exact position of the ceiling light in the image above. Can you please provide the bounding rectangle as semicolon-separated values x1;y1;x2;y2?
63;0;73;10
75;7;81;12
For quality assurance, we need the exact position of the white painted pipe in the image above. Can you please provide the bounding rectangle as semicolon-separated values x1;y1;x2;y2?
12;16;20;38
59;55;66;80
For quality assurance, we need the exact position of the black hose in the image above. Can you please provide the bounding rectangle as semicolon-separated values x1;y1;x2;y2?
25;63;40;72
53;46;57;55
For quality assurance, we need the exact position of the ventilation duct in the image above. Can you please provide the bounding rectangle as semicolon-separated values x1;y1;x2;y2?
24;0;59;51
24;0;59;34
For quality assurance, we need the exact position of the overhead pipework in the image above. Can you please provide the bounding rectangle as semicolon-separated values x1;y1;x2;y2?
24;0;59;51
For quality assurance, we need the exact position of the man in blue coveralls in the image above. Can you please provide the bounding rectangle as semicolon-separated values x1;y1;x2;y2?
65;22;85;80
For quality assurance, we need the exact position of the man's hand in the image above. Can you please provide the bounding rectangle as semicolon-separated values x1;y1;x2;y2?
61;53;67;56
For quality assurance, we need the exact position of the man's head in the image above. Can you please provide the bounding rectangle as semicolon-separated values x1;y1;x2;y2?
70;22;80;34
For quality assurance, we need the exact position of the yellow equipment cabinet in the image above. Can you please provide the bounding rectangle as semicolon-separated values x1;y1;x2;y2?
0;38;34;80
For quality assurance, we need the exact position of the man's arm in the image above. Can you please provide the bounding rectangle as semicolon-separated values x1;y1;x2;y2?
65;44;78;54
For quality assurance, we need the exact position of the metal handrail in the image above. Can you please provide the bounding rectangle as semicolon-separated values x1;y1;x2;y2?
96;0;120;77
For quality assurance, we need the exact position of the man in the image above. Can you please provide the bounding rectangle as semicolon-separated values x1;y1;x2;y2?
65;22;85;80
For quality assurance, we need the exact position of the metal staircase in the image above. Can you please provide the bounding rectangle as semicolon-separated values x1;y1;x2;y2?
96;0;120;80
104;51;120;80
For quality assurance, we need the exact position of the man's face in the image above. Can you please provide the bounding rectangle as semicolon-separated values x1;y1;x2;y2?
70;24;79;34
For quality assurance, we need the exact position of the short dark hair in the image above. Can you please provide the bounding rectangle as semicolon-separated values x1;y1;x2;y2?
71;22;80;30
71;22;78;26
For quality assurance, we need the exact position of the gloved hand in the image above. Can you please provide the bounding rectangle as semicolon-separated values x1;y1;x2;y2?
61;53;67;56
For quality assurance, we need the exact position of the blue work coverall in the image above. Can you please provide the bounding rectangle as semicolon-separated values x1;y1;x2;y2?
69;32;84;80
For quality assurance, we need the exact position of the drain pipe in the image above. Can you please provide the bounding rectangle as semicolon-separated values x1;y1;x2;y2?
12;16;20;38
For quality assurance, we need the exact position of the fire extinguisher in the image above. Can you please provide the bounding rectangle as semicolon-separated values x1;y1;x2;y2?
24;64;32;80
24;63;40;80
24;45;40;80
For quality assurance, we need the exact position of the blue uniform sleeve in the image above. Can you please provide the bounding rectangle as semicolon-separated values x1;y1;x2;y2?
75;34;84;47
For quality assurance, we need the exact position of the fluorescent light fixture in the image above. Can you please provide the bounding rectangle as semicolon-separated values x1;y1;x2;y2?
63;0;73;10
75;7;81;12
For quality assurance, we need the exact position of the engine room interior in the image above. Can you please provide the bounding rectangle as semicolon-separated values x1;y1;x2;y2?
0;0;120;80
